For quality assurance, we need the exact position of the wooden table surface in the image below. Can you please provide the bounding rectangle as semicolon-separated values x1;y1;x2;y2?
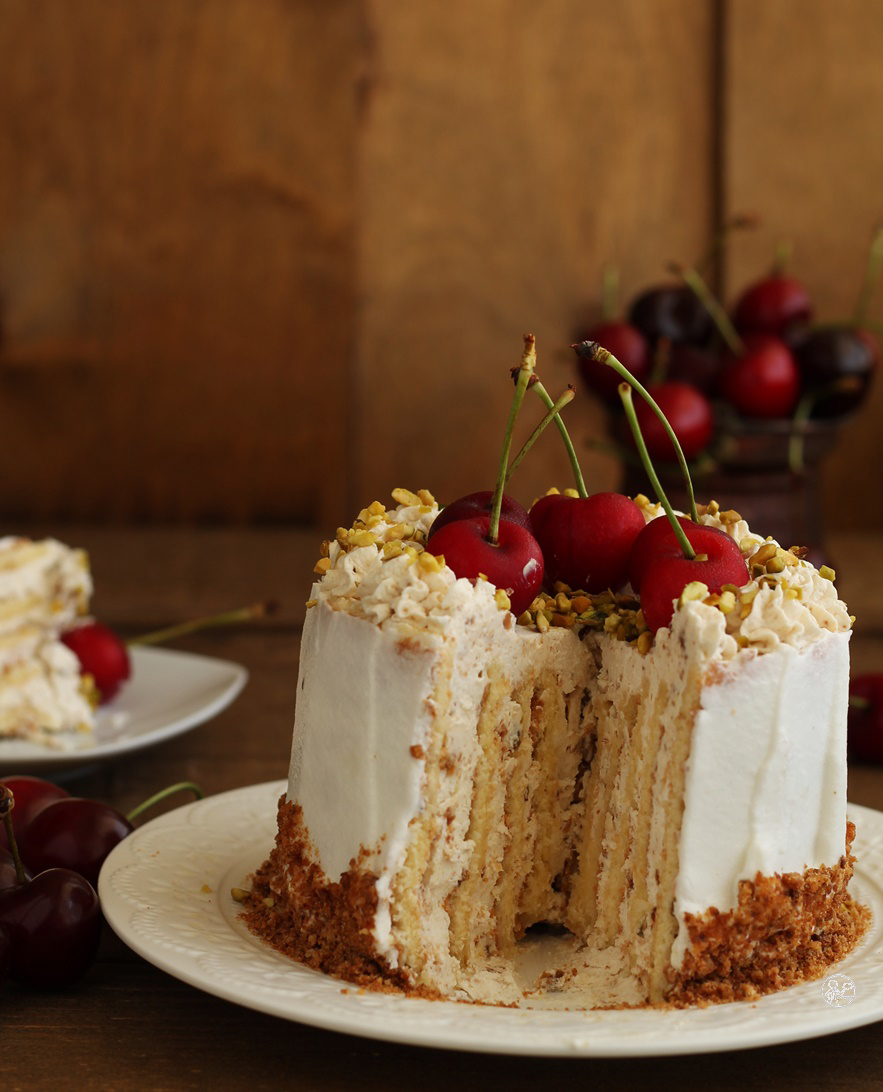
2;526;883;1091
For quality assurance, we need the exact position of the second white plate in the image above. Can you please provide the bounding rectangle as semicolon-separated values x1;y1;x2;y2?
99;781;883;1057
0;646;248;774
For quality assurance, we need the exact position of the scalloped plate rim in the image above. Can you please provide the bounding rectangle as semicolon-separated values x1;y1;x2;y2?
98;781;883;1057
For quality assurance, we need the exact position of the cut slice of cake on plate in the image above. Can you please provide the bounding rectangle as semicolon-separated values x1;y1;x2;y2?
0;537;96;749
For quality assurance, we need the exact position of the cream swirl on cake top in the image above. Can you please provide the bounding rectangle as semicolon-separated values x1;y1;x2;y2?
312;490;851;656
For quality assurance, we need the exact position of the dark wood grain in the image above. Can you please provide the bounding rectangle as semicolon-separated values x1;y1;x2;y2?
1;526;882;1089
0;0;357;527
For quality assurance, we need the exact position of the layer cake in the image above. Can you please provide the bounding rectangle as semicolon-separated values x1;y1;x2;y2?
243;490;868;1007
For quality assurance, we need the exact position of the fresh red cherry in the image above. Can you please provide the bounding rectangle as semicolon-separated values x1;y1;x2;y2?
61;621;131;702
848;674;883;763
427;515;543;617
629;514;694;594
732;274;812;338
19;797;134;889
628;381;714;461
628;285;714;346
428;491;532;540
718;334;800;418
530;492;646;593
0;868;101;988
793;327;877;418
576;321;650;403
629;519;749;632
0;776;69;854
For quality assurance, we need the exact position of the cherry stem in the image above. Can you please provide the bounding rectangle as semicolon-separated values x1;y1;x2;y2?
527;381;588;497
490;335;536;544
649;337;672;385
854;223;883;328
126;781;204;823
695;211;759;275
671;261;744;355
788;378;863;475
507;386;576;484
0;786;27;886
601;265;619;322
128;601;277;647
772;239;793;276
849;694;872;712
573;340;699;523
618;384;696;560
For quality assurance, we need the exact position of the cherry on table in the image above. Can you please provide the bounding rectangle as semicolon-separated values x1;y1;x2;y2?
19;797;134;889
576;320;650;403
629;518;749;632
848;674;883;763
61;621;131;702
717;334;800;418
0;776;69;854
428;491;532;540
426;515;544;617
0;867;101;988
628;381;714;461
530;492;646;594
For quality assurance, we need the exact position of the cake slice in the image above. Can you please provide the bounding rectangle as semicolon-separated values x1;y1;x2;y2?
0;537;96;749
243;490;868;1007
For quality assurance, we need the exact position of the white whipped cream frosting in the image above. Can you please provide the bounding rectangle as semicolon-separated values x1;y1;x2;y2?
298;492;853;971
0;537;95;746
0;536;92;634
317;497;851;657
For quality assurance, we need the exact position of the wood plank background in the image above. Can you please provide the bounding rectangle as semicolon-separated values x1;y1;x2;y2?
0;1;881;532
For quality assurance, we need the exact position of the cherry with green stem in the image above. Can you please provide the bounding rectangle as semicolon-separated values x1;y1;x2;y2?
527;353;646;594
572;340;700;523
617;382;749;630
63;601;276;704
427;335;544;616
19;781;204;888
673;262;800;419
0;786;102;988
731;241;813;339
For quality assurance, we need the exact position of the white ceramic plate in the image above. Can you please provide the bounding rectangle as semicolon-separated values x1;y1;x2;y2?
99;781;883;1057
0;647;248;774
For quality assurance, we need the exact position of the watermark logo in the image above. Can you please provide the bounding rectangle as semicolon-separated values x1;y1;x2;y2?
822;973;856;1007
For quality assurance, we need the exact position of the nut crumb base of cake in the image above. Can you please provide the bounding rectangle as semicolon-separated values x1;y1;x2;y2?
667;821;870;1007
241;801;870;1009
239;796;441;998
